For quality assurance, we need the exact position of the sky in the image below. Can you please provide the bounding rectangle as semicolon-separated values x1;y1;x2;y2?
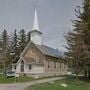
0;0;82;51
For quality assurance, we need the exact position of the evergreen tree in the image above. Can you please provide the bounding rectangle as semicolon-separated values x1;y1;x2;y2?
65;31;84;79
18;29;27;54
65;0;90;79
0;30;11;74
81;0;90;78
26;31;31;44
74;0;90;78
10;29;19;62
0;40;3;71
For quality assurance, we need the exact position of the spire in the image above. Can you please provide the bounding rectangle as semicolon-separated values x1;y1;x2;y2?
32;7;40;31
30;7;42;45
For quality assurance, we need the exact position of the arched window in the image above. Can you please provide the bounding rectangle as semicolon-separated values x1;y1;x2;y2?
21;60;24;64
21;60;24;72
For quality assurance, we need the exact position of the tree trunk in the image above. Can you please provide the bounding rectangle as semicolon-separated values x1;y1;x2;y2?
88;71;90;79
3;62;6;76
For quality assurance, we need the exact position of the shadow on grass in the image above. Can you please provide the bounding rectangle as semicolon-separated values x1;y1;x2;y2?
66;75;90;83
78;76;90;83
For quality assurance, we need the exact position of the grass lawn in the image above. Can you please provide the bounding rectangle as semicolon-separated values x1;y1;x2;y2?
27;78;90;90
0;74;34;83
0;74;67;83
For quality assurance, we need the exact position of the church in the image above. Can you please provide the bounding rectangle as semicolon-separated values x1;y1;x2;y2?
12;8;68;78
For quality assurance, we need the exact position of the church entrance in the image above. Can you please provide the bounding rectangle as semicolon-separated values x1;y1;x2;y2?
21;60;24;72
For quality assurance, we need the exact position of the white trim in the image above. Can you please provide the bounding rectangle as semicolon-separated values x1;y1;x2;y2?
16;57;27;65
20;41;32;57
32;8;40;31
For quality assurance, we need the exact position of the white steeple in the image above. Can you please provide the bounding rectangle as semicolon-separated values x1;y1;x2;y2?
32;8;40;31
30;7;42;45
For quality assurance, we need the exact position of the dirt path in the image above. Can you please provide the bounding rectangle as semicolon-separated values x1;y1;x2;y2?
0;77;64;90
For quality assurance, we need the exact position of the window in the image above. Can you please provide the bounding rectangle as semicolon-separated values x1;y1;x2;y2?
38;60;40;63
21;60;24;72
21;60;24;64
29;64;32;70
31;47;34;53
60;62;61;68
48;61;50;68
54;62;56;68
14;65;16;69
64;63;66;68
21;65;24;72
31;50;33;53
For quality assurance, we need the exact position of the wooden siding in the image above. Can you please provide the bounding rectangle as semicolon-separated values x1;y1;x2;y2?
44;56;68;76
24;43;45;64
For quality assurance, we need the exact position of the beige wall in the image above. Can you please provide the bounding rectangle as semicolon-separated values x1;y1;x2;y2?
24;43;45;64
15;59;21;74
44;56;68;76
15;57;67;78
15;59;44;75
15;43;68;78
24;64;44;74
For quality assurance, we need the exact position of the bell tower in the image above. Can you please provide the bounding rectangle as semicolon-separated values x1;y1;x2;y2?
30;8;42;45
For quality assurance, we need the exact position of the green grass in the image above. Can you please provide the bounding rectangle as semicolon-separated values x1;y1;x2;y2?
27;79;90;90
0;74;34;83
0;74;66;83
0;74;67;83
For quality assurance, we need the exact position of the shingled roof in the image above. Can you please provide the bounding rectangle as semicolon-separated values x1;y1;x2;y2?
35;44;63;58
20;41;63;59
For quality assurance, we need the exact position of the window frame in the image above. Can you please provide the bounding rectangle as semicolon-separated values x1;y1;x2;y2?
48;61;50;68
60;62;61;68
29;64;32;70
54;62;56;68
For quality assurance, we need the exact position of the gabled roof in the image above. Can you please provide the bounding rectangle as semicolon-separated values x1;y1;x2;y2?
35;44;63;58
21;41;63;58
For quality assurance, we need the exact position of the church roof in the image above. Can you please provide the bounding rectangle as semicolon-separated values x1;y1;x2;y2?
35;44;63;58
20;42;63;59
18;8;64;62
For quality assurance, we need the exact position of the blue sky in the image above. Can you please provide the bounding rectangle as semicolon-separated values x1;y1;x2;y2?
0;0;82;51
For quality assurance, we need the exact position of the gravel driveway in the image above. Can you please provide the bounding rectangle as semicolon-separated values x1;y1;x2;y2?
0;77;64;90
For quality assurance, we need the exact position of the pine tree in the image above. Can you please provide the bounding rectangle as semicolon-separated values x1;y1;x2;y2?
10;29;19;62
82;0;90;79
18;29;27;54
74;0;90;78
0;30;11;74
0;40;3;72
65;0;90;79
26;31;31;44
65;31;84;79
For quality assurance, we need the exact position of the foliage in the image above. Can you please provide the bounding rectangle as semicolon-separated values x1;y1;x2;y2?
27;31;31;44
18;29;27;53
10;29;19;63
0;29;31;71
65;0;90;79
0;30;11;73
